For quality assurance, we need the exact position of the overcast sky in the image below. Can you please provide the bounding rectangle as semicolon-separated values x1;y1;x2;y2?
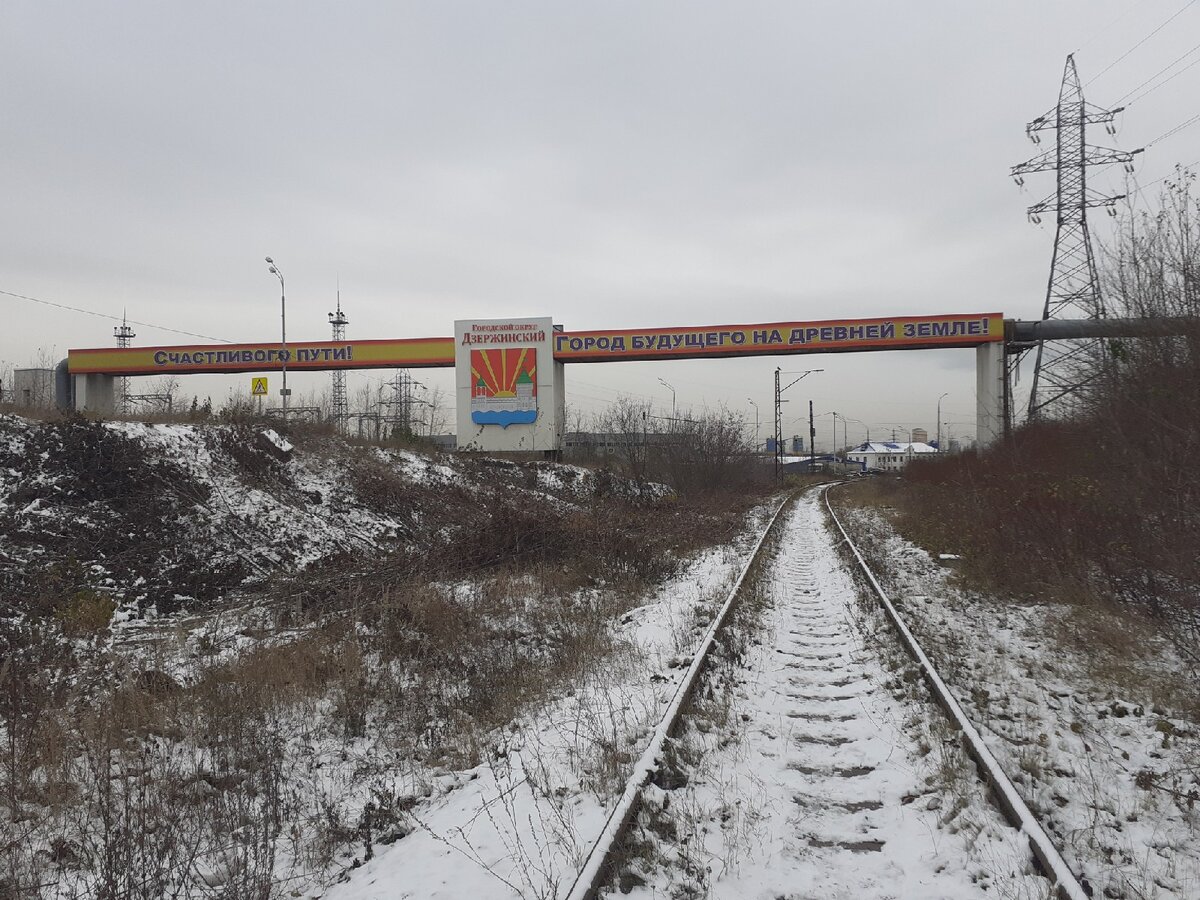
2;1;1197;447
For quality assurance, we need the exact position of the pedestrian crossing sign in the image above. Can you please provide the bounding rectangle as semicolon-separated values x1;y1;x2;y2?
251;377;268;396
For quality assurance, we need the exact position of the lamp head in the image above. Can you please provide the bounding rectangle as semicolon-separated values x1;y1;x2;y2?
265;256;273;264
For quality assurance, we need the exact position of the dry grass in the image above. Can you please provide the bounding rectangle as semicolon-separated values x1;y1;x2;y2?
606;495;789;896
0;417;771;895
875;187;1200;673
838;476;1199;717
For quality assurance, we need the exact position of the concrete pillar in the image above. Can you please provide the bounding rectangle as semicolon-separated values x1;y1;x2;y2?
73;373;116;415
975;342;1004;449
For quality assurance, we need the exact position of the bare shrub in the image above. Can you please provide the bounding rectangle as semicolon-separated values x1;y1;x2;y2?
594;399;768;497
0;408;772;894
893;175;1200;671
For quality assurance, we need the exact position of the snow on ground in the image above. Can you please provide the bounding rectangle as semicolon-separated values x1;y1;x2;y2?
3;413;783;898
0;415;665;620
836;496;1200;900
620;490;1047;899
322;509;774;900
112;420;403;569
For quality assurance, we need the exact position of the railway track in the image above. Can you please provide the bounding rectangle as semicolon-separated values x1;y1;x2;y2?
565;484;1089;900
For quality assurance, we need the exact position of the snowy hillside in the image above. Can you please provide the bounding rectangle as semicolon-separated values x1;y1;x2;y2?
0;415;663;616
0;413;768;899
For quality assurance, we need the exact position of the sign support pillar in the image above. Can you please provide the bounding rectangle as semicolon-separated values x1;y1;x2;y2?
976;341;1005;449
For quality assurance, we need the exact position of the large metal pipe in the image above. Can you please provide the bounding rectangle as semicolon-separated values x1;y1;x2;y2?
1006;317;1198;345
54;358;73;410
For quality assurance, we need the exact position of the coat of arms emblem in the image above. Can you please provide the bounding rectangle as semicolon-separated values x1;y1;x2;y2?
470;348;537;427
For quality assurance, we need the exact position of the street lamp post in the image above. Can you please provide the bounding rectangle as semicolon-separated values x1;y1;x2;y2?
747;398;759;451
819;411;848;457
774;367;824;480
265;257;289;413
937;392;949;451
658;378;676;418
842;416;868;446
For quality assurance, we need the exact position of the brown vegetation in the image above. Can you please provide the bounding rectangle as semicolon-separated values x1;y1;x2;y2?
0;409;771;895
584;399;771;496
861;176;1200;671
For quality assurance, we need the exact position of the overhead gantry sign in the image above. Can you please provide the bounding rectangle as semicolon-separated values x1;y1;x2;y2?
67;311;1006;448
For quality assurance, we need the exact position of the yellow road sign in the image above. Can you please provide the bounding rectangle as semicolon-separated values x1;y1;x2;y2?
251;377;268;396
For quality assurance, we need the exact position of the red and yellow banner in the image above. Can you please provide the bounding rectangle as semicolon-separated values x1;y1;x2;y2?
69;337;455;375
69;313;1004;375
552;313;1004;362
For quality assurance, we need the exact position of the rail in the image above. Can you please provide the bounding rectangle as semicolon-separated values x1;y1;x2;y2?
562;485;1089;900
823;485;1089;900
562;492;792;900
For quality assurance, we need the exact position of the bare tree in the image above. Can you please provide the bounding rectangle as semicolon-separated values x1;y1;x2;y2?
0;358;14;406
424;386;449;438
595;396;653;485
649;406;757;495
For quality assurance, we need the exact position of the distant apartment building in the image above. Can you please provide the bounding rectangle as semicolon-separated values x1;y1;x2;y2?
910;427;928;444
764;435;804;454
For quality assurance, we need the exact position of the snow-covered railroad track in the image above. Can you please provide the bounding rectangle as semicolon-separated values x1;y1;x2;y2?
561;492;793;900
569;486;1091;900
825;484;1090;900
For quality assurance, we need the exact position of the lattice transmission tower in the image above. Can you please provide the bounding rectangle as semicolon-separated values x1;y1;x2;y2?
328;294;349;431
114;311;135;414
385;370;425;438
1011;54;1141;420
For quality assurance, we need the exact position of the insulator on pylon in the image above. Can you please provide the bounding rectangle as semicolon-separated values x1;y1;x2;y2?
1013;175;1025;188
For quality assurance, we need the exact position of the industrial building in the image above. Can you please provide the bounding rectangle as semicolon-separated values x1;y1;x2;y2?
846;441;938;472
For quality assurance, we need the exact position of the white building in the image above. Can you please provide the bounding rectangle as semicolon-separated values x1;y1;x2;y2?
846;441;939;472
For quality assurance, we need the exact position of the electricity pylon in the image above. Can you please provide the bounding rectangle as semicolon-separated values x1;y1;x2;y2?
114;311;135;414
1011;54;1141;420
328;294;349;432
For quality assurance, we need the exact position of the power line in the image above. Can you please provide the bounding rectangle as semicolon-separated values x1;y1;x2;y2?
1147;111;1200;146
0;287;234;343
1087;0;1199;86
1138;158;1200;191
1075;4;1149;56
568;376;659;403
1127;56;1200;107
1114;39;1200;105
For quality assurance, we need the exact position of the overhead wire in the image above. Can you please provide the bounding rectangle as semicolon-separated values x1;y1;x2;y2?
567;376;659;403
1113;39;1200;104
1126;55;1200;105
1075;4;1151;56
1146;111;1200;146
1086;0;1199;86
0;287;235;344
1137;157;1200;191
